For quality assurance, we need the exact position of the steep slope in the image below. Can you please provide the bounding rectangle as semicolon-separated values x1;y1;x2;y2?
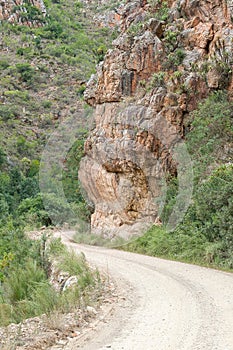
79;0;233;238
0;0;116;161
0;0;118;226
0;0;46;25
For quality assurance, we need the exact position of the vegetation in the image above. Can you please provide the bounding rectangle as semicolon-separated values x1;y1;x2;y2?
0;233;99;326
124;92;233;270
125;164;233;268
149;71;166;88
186;91;233;179
0;0;233;333
148;0;169;21
0;0;115;328
0;0;116;230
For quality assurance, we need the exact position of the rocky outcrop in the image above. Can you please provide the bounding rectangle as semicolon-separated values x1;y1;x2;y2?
79;0;233;238
0;0;46;26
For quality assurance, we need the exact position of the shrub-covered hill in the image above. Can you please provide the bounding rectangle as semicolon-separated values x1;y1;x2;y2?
0;0;119;228
0;0;116;162
0;0;117;329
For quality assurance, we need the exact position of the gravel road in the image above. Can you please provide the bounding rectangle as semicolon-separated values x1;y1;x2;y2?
59;231;233;350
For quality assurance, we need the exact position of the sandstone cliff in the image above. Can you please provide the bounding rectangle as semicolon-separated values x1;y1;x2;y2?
79;0;233;238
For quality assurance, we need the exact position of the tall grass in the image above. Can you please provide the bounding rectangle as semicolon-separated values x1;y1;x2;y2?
123;224;233;271
0;239;98;326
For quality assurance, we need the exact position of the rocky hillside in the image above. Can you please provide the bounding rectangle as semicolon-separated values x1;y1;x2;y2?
0;0;46;25
0;0;117;161
0;0;119;228
79;0;233;238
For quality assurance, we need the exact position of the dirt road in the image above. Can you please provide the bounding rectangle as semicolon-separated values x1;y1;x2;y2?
59;231;233;350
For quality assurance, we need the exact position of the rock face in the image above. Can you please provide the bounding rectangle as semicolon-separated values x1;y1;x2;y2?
79;0;233;238
0;0;46;25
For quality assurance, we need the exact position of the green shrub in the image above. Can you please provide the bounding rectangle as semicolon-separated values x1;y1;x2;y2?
47;237;66;256
194;165;233;247
0;59;10;70
77;85;86;97
152;0;169;21
42;21;63;39
163;29;178;51
125;225;206;261
17;46;34;58
160;177;178;224
16;63;35;83
28;159;40;177
0;261;59;324
42;100;52;109
163;49;186;69
0;147;6;168
186;91;233;179
58;250;86;275
16;135;27;154
127;22;144;36
95;44;107;63
149;71;166;88
18;194;51;226
0;105;19;121
4;90;30;101
0;195;9;220
19;177;39;199
41;192;75;225
13;3;46;23
133;165;233;269
58;250;95;290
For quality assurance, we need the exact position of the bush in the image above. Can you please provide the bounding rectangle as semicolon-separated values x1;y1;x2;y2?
42;21;63;39
0;237;98;326
0;147;6;168
194;165;233;251
0;105;19;121
0;195;9;220
149;72;166;88
124;225;207;261
18;194;51;226
19;176;39;199
186;91;233;179
163;49;186;70
128;165;233;269
152;0;169;21
0;59;10;70
15;63;35;83
4;90;30;101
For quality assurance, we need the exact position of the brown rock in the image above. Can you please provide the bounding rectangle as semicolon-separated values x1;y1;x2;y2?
79;0;233;237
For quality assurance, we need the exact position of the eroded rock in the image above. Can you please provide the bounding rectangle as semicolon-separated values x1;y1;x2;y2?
79;0;233;238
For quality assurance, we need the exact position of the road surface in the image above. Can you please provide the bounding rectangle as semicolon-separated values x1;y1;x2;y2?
59;231;233;350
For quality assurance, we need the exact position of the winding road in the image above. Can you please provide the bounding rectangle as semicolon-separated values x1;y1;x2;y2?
59;231;233;350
